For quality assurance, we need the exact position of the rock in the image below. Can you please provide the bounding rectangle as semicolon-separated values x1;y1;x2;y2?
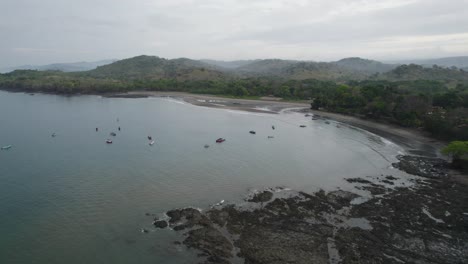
385;175;398;181
381;179;394;185
153;220;168;229
392;155;449;178
157;156;468;263
248;191;273;203
345;178;372;184
183;227;233;260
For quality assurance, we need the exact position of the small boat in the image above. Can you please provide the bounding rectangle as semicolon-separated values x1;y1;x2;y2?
118;127;121;131
1;145;12;150
272;125;275;130
110;132;117;136
51;133;57;137
148;136;152;140
300;125;306;128
204;144;210;148
249;131;256;134
149;140;155;146
305;114;311;117
96;127;98;132
106;139;113;144
216;138;226;143
268;136;274;139
214;200;225;207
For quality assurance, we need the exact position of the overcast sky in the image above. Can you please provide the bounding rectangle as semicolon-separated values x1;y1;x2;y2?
1;0;468;68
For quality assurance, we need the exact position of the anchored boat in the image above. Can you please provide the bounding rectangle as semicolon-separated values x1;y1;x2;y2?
149;140;155;146
216;138;226;143
1;145;12;150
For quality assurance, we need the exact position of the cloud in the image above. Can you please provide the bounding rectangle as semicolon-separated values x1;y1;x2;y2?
0;0;467;67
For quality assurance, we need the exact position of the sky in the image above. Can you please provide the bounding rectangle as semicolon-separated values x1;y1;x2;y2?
1;0;468;68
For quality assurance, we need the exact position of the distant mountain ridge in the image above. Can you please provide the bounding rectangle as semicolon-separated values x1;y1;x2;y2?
82;55;468;82
0;59;116;73
388;56;468;69
3;55;468;82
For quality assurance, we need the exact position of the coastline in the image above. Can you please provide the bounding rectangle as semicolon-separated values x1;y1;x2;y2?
0;88;450;157
109;91;446;158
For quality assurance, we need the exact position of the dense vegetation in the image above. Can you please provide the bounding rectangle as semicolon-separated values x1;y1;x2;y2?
0;55;467;140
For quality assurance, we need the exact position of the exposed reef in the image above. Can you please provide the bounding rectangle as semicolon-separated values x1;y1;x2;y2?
147;156;468;263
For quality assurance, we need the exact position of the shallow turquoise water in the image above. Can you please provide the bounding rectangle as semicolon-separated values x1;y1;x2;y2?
0;91;404;263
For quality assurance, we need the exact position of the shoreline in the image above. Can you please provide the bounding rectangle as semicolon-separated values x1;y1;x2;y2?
2;88;447;157
111;91;446;158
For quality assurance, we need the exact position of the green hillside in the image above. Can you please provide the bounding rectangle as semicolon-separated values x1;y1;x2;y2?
85;55;228;81
381;64;468;81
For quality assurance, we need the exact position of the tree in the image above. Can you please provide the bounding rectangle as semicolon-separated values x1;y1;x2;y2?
442;141;468;168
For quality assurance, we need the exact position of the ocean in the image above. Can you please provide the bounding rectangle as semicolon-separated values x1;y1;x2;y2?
0;91;406;263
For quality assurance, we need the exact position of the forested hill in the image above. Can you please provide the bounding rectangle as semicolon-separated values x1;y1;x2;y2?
380;64;468;82
332;57;396;74
85;55;227;81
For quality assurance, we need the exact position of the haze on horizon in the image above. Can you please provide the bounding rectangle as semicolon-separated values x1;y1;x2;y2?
1;0;468;68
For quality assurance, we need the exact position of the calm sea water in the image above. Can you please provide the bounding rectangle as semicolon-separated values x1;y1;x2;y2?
0;91;405;263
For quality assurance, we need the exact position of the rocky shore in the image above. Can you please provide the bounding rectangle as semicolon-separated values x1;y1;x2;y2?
148;155;468;263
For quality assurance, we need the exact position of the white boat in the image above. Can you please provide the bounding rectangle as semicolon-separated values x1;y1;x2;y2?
214;200;225;206
1;145;12;150
149;140;155;146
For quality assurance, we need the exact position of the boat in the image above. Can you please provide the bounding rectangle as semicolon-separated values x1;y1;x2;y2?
249;131;256;134
110;132;117;136
268;136;274;139
149;140;155;146
216;138;226;143
272;125;275;130
148;136;152;140
106;139;113;144
300;125;306;128
1;145;12;150
204;144;210;148
51;133;56;137
305;114;311;117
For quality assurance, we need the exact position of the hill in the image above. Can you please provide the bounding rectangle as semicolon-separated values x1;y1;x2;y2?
200;59;257;69
232;58;392;80
332;57;396;74
390;56;468;69
86;55;228;81
381;64;468;81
